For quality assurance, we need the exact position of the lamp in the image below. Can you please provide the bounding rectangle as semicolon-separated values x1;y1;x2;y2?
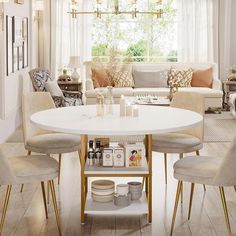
68;56;81;82
68;0;163;19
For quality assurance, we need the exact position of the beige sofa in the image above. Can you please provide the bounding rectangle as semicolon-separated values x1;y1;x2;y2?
84;62;223;111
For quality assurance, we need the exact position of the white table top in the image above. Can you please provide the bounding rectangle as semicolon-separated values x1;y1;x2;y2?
30;105;203;136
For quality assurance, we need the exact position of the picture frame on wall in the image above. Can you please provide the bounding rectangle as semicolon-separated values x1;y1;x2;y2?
13;16;23;46
22;17;28;67
6;15;13;76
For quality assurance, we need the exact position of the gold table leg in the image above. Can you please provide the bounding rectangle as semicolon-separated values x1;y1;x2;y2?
146;134;152;223
80;135;88;224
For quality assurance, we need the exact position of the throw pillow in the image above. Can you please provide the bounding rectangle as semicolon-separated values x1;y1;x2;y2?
133;70;168;88
168;67;193;87
91;68;111;88
45;81;64;97
113;64;134;87
191;67;213;88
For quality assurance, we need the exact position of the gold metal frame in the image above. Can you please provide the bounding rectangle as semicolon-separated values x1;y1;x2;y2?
68;0;163;19
79;134;153;224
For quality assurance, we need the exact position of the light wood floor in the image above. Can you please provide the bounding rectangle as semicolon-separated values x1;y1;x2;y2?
0;141;236;236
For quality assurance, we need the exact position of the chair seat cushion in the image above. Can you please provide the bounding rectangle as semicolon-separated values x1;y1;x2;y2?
9;155;58;183
174;156;221;185
152;133;202;153
25;133;81;154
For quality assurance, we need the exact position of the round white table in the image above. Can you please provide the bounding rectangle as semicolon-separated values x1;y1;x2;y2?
31;105;202;136
31;105;203;224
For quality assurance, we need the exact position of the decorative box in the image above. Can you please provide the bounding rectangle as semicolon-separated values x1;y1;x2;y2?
113;147;125;167
125;143;145;167
102;148;113;167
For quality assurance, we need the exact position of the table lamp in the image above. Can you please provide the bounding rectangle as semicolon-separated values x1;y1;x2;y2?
68;56;81;82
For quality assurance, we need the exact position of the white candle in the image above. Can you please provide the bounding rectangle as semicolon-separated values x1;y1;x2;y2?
133;105;139;117
120;95;126;117
126;103;133;117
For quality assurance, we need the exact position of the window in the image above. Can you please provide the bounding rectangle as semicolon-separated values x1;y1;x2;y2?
91;0;177;62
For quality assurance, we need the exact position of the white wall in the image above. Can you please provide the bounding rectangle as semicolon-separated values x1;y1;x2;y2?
230;0;236;66
0;0;38;143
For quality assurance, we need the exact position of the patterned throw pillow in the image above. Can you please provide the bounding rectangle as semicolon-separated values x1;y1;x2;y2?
113;64;134;87
168;67;193;87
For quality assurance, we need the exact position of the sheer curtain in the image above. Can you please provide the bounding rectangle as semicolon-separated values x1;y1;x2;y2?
177;0;231;80
40;0;93;80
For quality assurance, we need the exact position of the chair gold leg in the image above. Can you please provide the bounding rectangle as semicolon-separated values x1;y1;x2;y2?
219;187;232;236
41;182;48;219
188;183;195;220
170;181;182;236
195;151;206;191
0;185;12;235
164;153;167;185
58;154;62;185
179;154;183;203
49;180;61;236
20;151;31;193
47;181;50;204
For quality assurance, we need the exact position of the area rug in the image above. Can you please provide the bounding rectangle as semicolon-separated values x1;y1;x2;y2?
204;112;236;142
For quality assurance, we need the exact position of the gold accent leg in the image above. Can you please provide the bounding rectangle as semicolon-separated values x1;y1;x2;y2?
170;181;182;236
41;182;48;219
0;185;12;235
188;183;195;220
47;181;50;204
20;151;31;192
49;180;61;236
179;153;183;203
80;135;88;224
85;177;88;197
164;153;167;185
219;187;232;236
58;154;62;185
195;151;206;191
146;134;152;223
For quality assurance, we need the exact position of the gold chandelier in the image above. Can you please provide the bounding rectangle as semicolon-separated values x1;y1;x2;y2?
68;0;163;19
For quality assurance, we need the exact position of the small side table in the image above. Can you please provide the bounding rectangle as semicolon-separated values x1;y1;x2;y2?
58;80;83;98
222;80;236;110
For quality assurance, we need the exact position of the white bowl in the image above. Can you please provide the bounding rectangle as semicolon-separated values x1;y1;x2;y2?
92;180;115;190
92;193;114;202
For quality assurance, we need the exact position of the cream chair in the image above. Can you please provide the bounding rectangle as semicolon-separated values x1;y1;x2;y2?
0;149;61;235
22;92;81;187
170;136;236;236
152;92;205;187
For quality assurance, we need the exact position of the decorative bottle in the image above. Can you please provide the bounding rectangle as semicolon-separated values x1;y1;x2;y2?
96;93;105;117
88;140;95;166
106;86;114;115
95;141;102;166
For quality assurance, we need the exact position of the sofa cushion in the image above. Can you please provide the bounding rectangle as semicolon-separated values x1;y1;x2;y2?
132;70;168;88
178;87;223;98
133;88;170;96
113;64;134;87
86;87;134;98
168;67;193;87
191;67;213;88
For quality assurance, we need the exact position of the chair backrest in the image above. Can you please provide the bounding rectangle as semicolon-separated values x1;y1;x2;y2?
0;149;16;184
170;92;204;141
22;92;55;145
213;136;236;186
29;68;53;92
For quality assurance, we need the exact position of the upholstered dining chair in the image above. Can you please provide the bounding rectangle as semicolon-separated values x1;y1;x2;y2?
29;68;82;107
0;149;61;235
152;92;205;189
170;136;236;236
22;92;81;188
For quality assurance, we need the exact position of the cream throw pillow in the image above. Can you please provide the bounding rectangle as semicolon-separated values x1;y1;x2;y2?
45;81;64;97
113;64;134;87
168;67;193;87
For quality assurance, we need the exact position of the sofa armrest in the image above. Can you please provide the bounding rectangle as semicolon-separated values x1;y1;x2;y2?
86;79;94;91
212;79;222;90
